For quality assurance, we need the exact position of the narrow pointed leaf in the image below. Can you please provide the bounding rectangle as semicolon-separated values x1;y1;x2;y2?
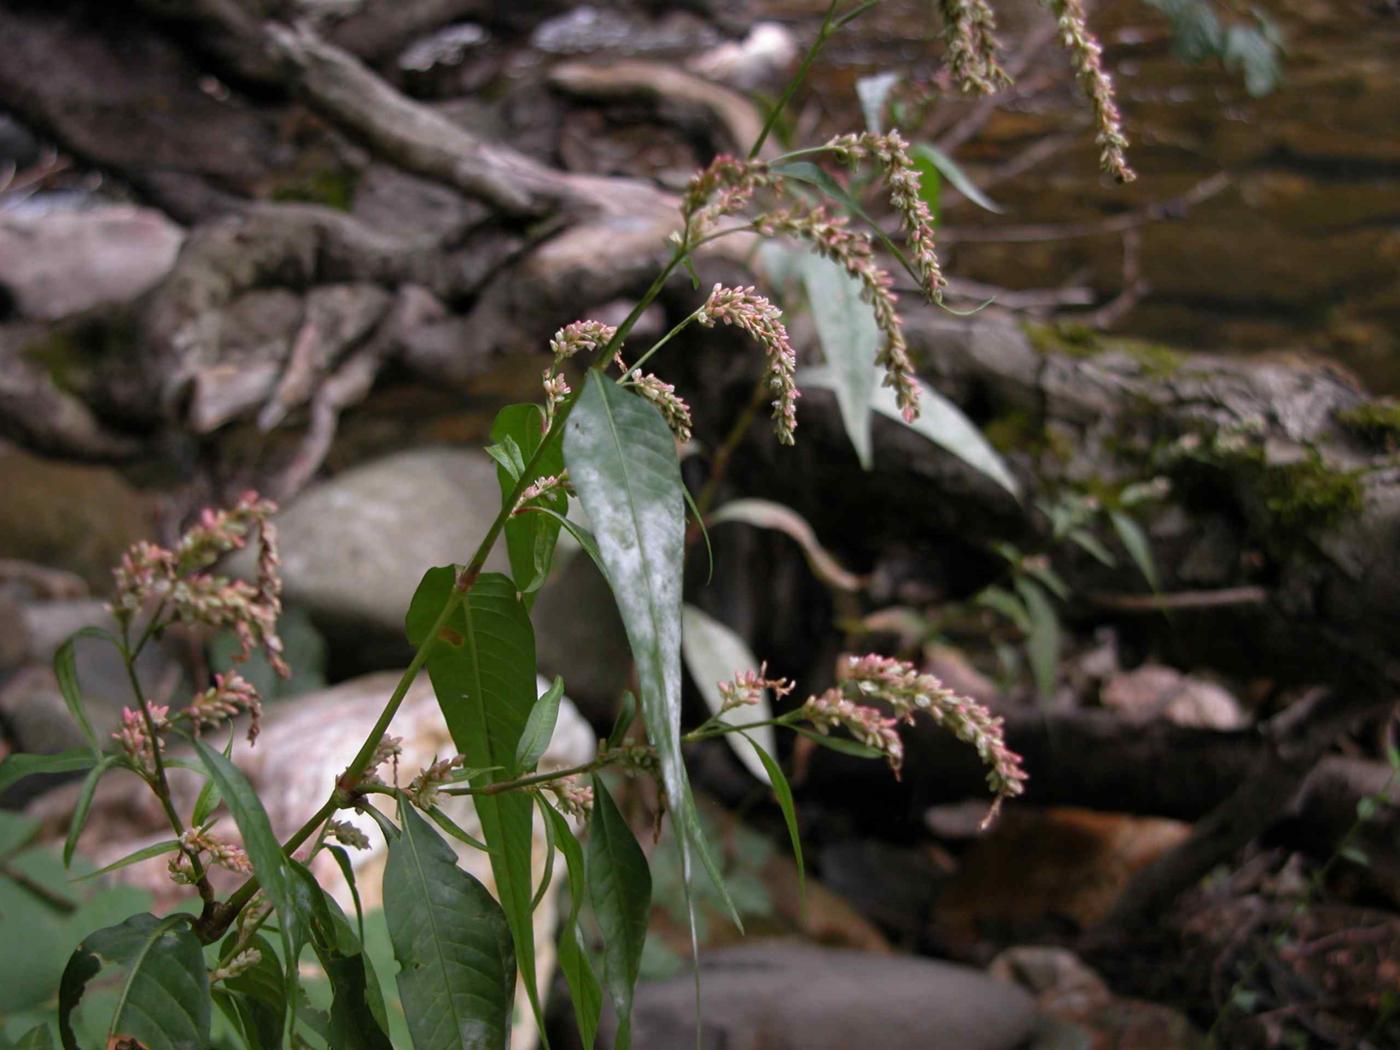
607;691;637;749
424;806;489;853
492;403;566;606
53;629;113;754
741;733;804;905
564;374;742;929
585;777;651;1050
1016;577;1061;700
384;801;515;1050
58;912;210;1050
327;845;365;944
540;802;601;1049
72;838;181;881
519;507;607;582
192;739;300;1003
286;860;394;1049
911;142;1003;213
1068;528;1117;567
64;756;118;868
791;725;885;758
515;676;565;774
405;568;545;1040
1109;510;1160;591
681;605;775;784
219;933;285;1050
976;585;1032;633
0;749;95;796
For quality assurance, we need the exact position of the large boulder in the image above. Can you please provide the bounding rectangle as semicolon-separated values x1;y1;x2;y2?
237;447;631;716
229;447;509;660
604;941;1038;1050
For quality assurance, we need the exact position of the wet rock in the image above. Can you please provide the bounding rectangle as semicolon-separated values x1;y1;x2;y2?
531;6;718;56
240;446;633;709
818;838;948;943
1100;664;1249;730
0;206;183;321
602;941;1037;1050
992;946;1204;1049
934;808;1192;945
687;22;797;91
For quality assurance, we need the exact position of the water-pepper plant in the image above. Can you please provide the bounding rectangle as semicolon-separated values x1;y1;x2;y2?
0;2;1140;1046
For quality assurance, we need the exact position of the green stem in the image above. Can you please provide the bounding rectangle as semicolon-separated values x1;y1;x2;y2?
441;756;614;798
749;0;843;159
120;644;214;908
683;715;798;743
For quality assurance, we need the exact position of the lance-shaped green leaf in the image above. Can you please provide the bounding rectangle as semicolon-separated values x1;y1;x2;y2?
540;802;601;1049
681;605;776;784
1016;577;1061;700
563;374;741;929
54;628;114;754
58;912;210;1050
73;839;181;881
0;750;95;796
192;739;300;1003
492;403;567;605
1109;510;1160;591
741;733;804;905
911;142;1003;214
585;776;651;1050
405;568;544;1039
515;676;565;774
383;801;515;1050
64;755;118;868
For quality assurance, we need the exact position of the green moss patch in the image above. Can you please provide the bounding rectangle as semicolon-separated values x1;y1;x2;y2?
1024;321;1187;378
1337;399;1400;451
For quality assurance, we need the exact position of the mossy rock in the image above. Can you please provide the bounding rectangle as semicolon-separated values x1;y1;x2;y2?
268;165;362;211
1337;398;1400;452
0;444;154;589
1023;321;1186;378
1256;455;1365;533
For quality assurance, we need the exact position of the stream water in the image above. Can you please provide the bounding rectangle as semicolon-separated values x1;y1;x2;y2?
779;0;1400;391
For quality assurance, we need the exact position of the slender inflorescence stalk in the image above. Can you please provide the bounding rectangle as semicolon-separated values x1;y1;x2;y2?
756;205;921;420
939;0;1010;94
698;284;800;444
1043;0;1135;183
